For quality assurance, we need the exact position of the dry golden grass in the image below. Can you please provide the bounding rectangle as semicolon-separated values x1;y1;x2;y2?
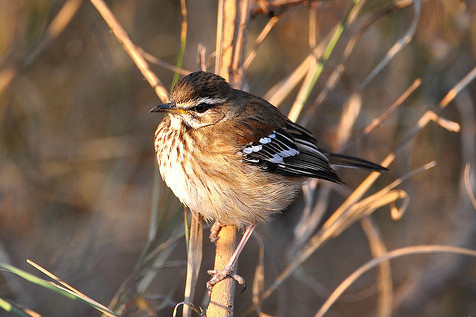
0;0;475;316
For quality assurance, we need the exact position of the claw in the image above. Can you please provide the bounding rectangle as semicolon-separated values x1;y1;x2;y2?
209;221;224;243
206;225;256;292
206;268;245;291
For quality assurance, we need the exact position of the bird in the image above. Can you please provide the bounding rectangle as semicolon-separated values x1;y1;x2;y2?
150;71;387;290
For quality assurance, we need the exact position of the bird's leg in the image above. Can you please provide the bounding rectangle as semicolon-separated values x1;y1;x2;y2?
207;224;256;291
209;220;224;243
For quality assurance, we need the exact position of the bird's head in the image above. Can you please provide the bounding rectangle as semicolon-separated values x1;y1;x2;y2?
150;72;241;129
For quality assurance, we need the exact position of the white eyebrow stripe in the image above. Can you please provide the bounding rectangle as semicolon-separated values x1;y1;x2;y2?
196;97;226;105
177;97;226;110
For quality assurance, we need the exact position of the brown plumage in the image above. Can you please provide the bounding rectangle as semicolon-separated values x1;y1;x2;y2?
151;71;387;289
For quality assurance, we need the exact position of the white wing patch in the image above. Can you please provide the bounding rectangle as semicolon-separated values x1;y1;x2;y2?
242;144;263;154
240;130;300;164
240;121;342;183
259;136;271;144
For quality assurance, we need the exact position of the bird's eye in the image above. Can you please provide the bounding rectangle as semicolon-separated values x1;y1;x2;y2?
194;103;210;113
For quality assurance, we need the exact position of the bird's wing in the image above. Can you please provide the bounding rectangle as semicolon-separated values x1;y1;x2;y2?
239;120;342;183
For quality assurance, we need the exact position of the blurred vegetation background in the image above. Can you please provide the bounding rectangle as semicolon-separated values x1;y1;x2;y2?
0;0;475;316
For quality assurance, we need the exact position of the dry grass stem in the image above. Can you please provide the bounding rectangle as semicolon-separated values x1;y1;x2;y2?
292;184;330;252
314;245;476;317
288;0;366;121
207;226;238;317
301;0;413;123
198;45;207;71
364;78;420;133
207;1;250;314
265;53;315;107
148;170;162;245
214;0;225;75
360;217;392;317
2;1;473;316
287;7;349;120
141;49;190;75
335;92;362;150
250;0;321;16
173;301;202;317
0;0;83;94
215;0;236;79
26;260;116;317
287;55;319;121
464;164;476;211
231;0;250;87
440;66;476;108
359;0;421;89
89;0;169;102
183;215;203;317
170;0;188;87
250;155;434;312
0;297;41;317
251;234;266;316
244;16;280;69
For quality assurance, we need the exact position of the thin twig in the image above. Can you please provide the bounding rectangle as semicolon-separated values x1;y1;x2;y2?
345;78;421;150
215;0;225;75
171;0;188;88
0;0;83;94
288;0;363;122
26;260;116;316
360;217;393;317
301;0;413;124
314;245;476;317
335;92;362;150
243;16;280;69
183;215;203;317
265;53;314;107
359;0;421;89
231;0;250;88
363;79;421;136
248;64;476;311
440;66;476;109
198;44;207;71
464;164;476;211
207;1;248;316
250;0;320;16
89;0;168;102
141;49;190;75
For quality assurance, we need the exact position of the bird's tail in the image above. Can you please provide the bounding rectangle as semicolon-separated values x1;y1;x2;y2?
326;152;388;172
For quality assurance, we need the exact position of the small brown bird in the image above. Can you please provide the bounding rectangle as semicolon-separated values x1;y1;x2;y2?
151;71;386;289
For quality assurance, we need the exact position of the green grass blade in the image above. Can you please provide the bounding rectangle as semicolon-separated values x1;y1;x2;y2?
0;297;33;317
0;263;118;317
290;0;361;120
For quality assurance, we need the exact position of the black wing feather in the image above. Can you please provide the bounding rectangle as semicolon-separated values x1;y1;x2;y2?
240;120;342;183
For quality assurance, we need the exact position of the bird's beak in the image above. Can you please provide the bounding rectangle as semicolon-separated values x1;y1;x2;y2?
150;102;179;113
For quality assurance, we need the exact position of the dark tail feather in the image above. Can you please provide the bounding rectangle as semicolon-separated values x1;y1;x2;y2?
326;152;388;172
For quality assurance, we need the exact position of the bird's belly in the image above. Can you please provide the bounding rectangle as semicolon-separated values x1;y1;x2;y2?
158;157;227;222
160;164;300;226
157;146;200;212
156;134;300;226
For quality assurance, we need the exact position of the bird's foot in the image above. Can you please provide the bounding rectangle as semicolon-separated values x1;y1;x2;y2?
206;267;245;291
209;221;224;243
